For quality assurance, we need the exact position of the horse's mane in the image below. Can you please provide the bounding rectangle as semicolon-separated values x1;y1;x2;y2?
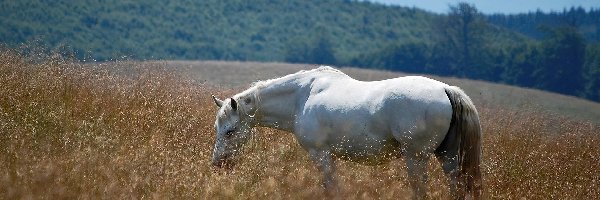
251;66;345;88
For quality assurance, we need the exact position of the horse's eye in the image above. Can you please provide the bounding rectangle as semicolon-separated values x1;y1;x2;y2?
225;130;235;138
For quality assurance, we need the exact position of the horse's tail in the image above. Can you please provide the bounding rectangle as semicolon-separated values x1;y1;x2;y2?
444;86;482;199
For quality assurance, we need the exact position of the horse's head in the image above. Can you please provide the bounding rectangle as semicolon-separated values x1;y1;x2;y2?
211;95;253;169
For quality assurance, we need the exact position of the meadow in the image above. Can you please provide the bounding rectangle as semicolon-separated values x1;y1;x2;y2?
1;46;599;199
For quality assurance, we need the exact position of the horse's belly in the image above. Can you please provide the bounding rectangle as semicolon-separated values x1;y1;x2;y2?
330;137;402;165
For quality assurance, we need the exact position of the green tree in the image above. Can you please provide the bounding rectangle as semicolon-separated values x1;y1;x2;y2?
433;2;487;77
501;43;541;87
310;35;337;65
361;41;430;72
284;29;337;65
583;44;600;101
535;26;586;96
284;36;312;64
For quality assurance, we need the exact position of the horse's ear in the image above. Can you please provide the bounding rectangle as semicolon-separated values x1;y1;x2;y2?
212;95;223;107
230;98;238;111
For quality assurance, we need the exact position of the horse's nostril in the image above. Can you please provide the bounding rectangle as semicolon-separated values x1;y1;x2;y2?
212;160;222;167
212;155;232;168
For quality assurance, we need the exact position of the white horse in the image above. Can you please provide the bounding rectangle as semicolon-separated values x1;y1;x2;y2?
211;66;482;199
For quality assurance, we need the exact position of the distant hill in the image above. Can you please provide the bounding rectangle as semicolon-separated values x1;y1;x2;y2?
0;0;439;62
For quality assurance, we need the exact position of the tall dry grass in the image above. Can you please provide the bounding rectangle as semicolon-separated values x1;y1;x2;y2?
0;45;598;199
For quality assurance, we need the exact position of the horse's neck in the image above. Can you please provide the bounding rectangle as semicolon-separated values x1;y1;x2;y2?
254;76;310;132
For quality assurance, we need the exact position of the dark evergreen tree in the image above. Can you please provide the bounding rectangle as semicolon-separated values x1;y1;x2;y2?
534;26;586;96
284;26;337;65
364;42;429;72
433;2;487;78
310;35;337;65
501;43;541;87
583;44;600;101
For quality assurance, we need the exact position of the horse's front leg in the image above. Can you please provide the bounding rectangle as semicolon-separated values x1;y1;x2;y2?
308;149;338;194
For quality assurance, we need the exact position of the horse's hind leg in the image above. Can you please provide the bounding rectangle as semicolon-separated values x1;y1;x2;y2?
405;153;429;200
435;149;461;199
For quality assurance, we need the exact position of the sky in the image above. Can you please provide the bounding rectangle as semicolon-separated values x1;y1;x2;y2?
370;0;600;14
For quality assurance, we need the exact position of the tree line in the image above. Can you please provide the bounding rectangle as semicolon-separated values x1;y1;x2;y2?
1;1;598;101
334;4;600;101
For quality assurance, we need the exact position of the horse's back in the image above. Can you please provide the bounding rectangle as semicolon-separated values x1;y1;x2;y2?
298;74;453;157
309;75;450;110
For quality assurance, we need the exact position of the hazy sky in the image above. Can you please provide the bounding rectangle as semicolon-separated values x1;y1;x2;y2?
370;0;600;14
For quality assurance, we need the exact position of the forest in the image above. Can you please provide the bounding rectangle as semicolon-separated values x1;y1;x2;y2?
1;0;599;101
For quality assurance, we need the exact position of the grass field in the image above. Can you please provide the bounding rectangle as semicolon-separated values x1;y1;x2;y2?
1;47;599;199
